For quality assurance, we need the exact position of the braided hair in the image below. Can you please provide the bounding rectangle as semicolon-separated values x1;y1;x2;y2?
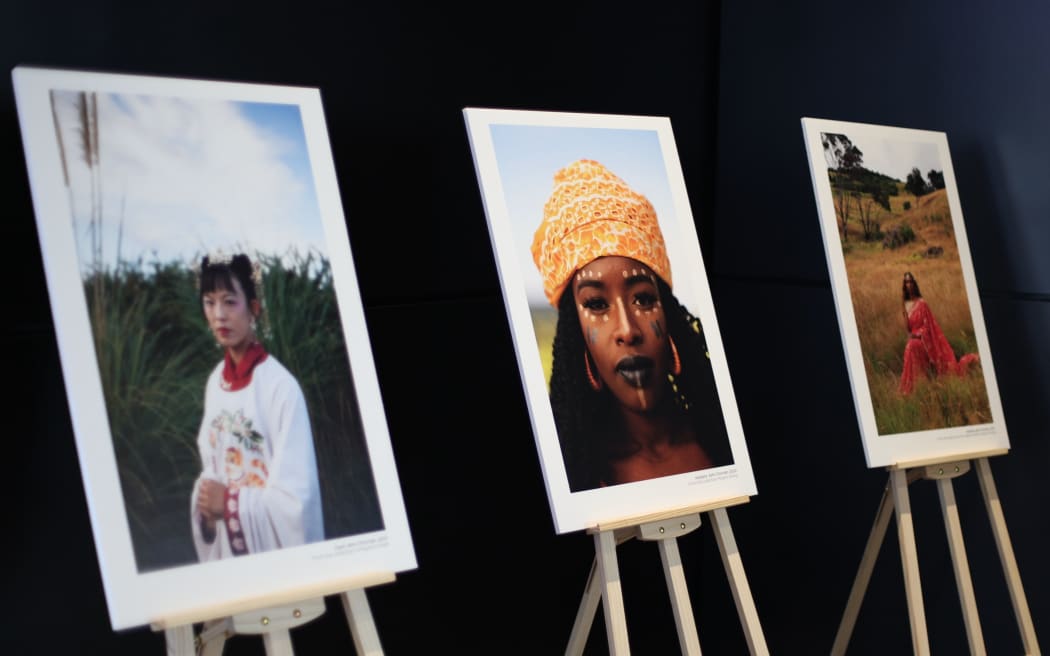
548;276;732;491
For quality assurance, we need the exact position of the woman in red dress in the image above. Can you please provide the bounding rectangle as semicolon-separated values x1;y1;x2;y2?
899;271;979;394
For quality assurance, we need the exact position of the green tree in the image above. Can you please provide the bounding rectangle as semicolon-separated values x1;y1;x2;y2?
927;169;945;190
822;133;863;171
857;192;884;241
906;167;930;198
822;133;864;242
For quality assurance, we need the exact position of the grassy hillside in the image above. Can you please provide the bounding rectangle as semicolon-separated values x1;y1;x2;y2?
530;305;558;388
829;185;990;434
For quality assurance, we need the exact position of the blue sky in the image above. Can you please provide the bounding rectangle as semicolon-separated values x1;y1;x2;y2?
51;91;325;272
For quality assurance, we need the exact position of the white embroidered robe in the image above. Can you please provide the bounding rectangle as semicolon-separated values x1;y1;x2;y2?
191;356;324;560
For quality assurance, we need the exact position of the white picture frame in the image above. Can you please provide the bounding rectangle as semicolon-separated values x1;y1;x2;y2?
801;117;1009;468
13;66;416;630
464;108;757;534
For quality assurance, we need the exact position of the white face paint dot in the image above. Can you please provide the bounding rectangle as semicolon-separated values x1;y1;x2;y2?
603;315;609;322
622;270;629;278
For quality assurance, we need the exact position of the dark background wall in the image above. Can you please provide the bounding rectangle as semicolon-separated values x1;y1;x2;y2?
3;1;1045;654
712;1;1048;653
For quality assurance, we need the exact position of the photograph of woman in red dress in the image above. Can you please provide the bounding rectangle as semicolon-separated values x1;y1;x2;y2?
808;126;992;436
803;117;1007;466
899;272;979;395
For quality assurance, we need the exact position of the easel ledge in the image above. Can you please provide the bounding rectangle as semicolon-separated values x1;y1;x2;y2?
886;447;1008;471
587;495;751;533
150;570;396;630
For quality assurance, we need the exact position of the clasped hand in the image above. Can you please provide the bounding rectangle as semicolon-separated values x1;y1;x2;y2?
197;479;228;522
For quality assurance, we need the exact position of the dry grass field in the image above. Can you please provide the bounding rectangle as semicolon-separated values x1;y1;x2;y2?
835;186;991;434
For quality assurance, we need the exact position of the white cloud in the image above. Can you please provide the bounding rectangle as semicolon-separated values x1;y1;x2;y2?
53;91;324;271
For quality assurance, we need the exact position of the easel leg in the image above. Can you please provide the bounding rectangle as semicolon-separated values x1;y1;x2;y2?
891;468;930;656
657;535;702;655
164;625;196;656
341;589;385;656
197;619;230;656
936;476;986;655
709;507;769;656
565;556;602;656
595;529;631;655
261;629;294;656
975;458;1041;654
830;480;895;656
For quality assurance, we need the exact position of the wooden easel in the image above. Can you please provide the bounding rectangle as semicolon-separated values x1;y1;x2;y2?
566;496;769;655
831;448;1041;655
153;572;395;655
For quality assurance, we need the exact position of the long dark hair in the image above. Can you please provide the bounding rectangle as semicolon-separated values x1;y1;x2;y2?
548;276;732;491
901;271;922;301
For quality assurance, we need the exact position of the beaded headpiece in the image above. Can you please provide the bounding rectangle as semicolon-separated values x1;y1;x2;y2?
531;159;671;307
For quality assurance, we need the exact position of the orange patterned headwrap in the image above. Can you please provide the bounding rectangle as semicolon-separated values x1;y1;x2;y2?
531;159;671;307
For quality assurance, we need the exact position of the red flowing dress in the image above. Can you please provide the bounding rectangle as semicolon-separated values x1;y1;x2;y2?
899;298;979;394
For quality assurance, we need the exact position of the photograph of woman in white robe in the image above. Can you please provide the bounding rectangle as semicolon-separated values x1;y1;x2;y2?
39;85;386;572
16;70;414;629
190;252;324;559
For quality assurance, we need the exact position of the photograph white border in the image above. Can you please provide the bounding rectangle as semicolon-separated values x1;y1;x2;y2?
801;116;1009;468
464;108;756;534
13;66;416;630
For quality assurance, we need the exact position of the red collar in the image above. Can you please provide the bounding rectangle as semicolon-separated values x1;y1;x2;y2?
220;342;269;391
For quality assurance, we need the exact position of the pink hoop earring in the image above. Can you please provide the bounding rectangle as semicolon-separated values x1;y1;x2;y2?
669;336;682;376
584;352;602;391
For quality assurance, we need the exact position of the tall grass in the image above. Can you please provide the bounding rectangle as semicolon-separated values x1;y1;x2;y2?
258;252;382;540
87;251;381;572
869;365;992;434
87;260;214;570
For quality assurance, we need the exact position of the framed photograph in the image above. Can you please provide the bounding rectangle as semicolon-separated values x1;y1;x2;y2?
13;66;416;630
464;108;756;534
801;117;1009;468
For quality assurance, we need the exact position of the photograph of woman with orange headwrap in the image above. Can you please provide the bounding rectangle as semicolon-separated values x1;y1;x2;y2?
465;110;756;532
532;159;732;491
